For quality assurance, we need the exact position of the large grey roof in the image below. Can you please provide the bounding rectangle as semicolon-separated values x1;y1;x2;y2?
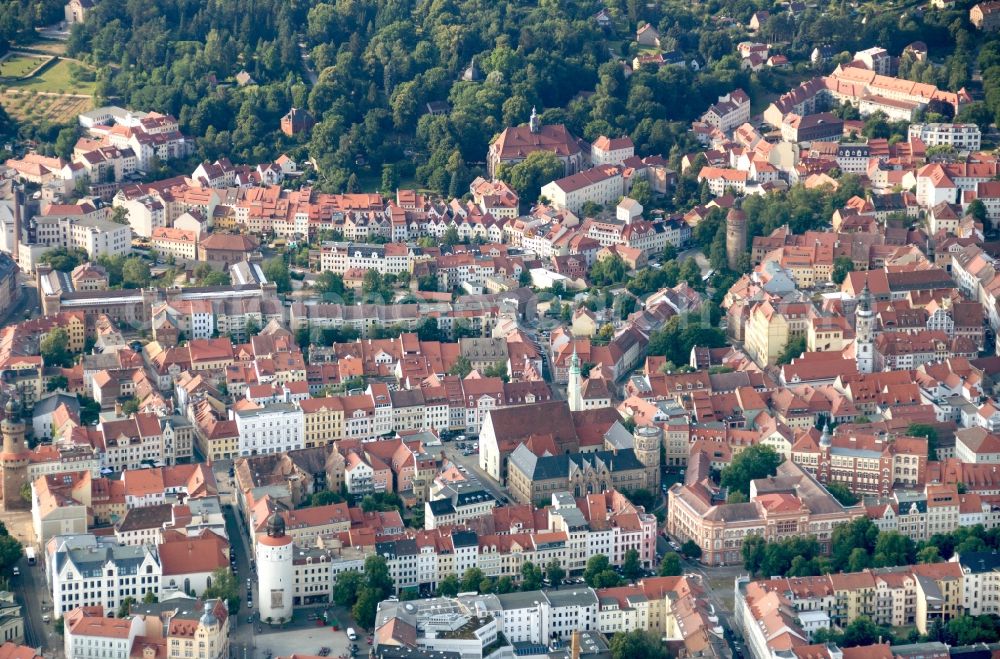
958;551;1000;574
32;392;80;417
510;445;646;481
55;534;158;576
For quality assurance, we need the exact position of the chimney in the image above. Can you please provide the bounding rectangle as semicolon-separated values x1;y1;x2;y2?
571;630;581;659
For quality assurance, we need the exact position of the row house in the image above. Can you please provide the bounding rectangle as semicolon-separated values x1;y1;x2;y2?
317;242;415;277
735;560;963;653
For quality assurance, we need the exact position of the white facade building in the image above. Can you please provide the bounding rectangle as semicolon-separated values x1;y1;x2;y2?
908;123;982;151
541;166;624;215
235;403;305;456
48;534;161;618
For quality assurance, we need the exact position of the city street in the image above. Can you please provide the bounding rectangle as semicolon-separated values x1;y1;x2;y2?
19;548;59;655
437;440;509;502
219;470;261;659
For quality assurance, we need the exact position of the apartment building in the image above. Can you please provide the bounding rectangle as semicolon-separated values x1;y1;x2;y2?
150;226;198;261
234;403;305;457
64;597;229;659
48;534;162;618
318;242;414;276
32;210;131;259
735;561;964;659
908;123;982;150
541;165;624;214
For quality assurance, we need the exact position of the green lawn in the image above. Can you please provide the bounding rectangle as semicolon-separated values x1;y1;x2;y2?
6;59;95;94
0;55;48;80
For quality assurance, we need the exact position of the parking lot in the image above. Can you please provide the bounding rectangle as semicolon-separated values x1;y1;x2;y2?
251;622;368;659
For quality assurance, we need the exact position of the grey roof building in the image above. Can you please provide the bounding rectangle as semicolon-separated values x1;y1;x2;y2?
507;444;654;503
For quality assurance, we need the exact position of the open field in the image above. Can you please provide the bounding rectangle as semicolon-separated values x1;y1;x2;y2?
0;89;93;125
14;37;68;56
0;54;50;79
5;59;96;94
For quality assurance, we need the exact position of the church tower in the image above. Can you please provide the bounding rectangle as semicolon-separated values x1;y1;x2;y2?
1;398;29;512
633;425;661;491
529;106;540;134
567;344;583;412
855;282;875;374
817;422;832;485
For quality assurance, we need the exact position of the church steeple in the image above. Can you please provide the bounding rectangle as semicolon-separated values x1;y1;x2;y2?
529;106;540;134
568;343;583;412
855;281;875;374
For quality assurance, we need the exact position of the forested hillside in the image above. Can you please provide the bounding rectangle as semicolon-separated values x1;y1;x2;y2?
54;0;978;192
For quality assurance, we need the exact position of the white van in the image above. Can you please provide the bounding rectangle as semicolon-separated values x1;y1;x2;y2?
347;628;358;641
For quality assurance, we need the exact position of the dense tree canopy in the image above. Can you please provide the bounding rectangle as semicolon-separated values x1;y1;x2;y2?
720;444;781;498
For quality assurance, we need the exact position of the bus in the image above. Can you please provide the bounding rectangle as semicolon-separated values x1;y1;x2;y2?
25;547;35;565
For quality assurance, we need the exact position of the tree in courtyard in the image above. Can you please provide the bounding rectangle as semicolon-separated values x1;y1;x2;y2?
873;531;916;568
121;257;151;288
720;445;781;498
609;630;669;659
622;548;643;581
263;257;292;293
832;256;854;284
448;356;473;378
202;567;240;613
826;483;859;506
40;328;73;368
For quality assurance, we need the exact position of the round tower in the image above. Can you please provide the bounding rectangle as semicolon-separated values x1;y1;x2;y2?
256;512;293;624
633;425;662;492
1;398;29;512
726;208;747;272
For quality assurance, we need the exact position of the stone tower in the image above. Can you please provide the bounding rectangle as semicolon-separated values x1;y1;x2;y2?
256;511;293;624
567;344;583;412
529;106;540;134
726;208;747;271
633;425;662;492
855;282;875;374
1;398;29;512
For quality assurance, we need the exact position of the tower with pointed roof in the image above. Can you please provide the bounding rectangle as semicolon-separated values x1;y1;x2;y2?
856;282;875;374
1;398;29;511
567;344;583;412
256;511;293;624
529;106;540;134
